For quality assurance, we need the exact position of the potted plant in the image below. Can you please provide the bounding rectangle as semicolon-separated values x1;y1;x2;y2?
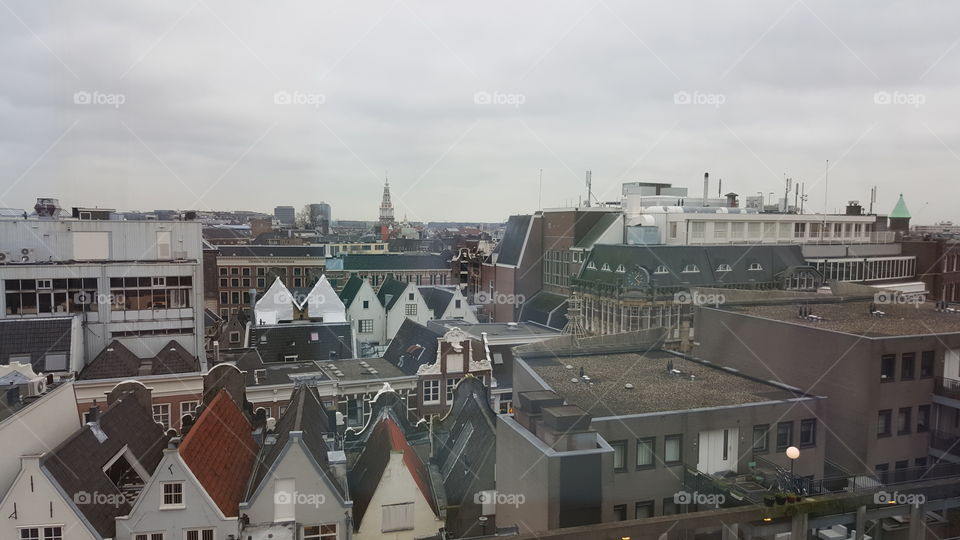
775;492;788;505
786;493;798;503
763;494;776;507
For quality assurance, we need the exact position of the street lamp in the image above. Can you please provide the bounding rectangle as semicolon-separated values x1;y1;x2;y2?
786;445;800;478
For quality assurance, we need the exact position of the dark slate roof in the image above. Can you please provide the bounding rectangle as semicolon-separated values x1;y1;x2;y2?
247;385;342;501
218;245;327;258
180;389;257;518
579;244;813;288
376;277;409;310
432;377;497;537
249;322;353;362
342;253;449;271
382;319;442;376
419;287;454;319
151;340;200;375
339;275;365;308
0;317;74;372
349;418;439;528
42;394;170;539
204;308;223;329
574;212;620;249
495;215;531;266
78;341;141;380
202;227;250;240
519;291;568;330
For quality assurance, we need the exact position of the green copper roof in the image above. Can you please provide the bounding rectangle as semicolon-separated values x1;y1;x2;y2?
890;194;911;219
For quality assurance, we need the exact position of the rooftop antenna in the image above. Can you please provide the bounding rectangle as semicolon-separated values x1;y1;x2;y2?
869;186;877;214
538;168;543;210
585;170;592;208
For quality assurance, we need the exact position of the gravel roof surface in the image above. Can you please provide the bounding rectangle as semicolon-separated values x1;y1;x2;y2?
523;350;797;416
728;300;960;337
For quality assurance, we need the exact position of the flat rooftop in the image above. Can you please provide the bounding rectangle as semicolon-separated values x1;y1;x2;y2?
317;357;409;381
522;350;799;416
429;320;561;339
725;300;960;337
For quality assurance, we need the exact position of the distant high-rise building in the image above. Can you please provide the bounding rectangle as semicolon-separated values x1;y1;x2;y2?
308;202;332;235
274;205;295;226
379;179;395;227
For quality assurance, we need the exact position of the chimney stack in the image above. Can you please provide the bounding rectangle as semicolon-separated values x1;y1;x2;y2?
702;172;709;206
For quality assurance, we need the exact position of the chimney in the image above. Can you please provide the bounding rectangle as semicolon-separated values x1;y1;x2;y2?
85;403;100;424
213;341;220;366
702;172;709;206
249;288;258;327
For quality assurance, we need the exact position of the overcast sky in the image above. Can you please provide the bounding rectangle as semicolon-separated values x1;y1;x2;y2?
0;1;958;223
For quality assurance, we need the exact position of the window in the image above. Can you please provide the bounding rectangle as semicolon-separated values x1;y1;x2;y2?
283;354;298;362
156;231;172;259
303;525;337;540
455;299;462;308
161;482;183;507
219;267;228;276
776;422;793;450
799;419;816;447
636;438;655;469
611;440;627;472
358;319;374;334
134;534;164;540
256;277;266;288
615;264;625;273
180;401;198;419
664;435;682;464
748;262;763;271
897;407;912;435
229;331;240;344
681;264;699;273
362;300;370;309
920;351;934;378
153;404;170;430
408;292;415;301
714;222;727;238
880;354;896;382
446;377;462;402
752;424;769;453
901;353;915;380
877;409;892;438
613;504;627;521
382;502;414;532
635;500;654;519
669;222;678;238
219;278;228;288
716;264;732;272
185;530;214;540
918;404;931;432
19;529;39;540
601;263;611;272
731;222;745;238
691;222;705;239
915;457;928;468
654;265;669;274
5;278;99;316
875;463;889;483
422;380;440;404
231;278;239;288
405;304;417;316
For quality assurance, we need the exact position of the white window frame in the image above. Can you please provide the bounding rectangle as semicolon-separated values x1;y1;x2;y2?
184;530;214;540
153;404;170;430
446;377;462;402
180;401;199;418
134;533;165;540
381;502;415;533
302;524;337;540
161;481;184;508
423;379;440;404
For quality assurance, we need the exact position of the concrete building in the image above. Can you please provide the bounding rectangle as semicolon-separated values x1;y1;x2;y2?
0;215;206;363
902;237;960;302
694;296;960;476
326;253;454;292
275;206;296;227
215;244;328;318
499;331;826;534
309;202;332;235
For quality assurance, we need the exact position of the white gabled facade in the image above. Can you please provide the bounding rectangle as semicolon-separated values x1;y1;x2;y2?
353;451;443;540
432;287;479;323
384;284;431;343
255;277;295;325
0;455;97;540
115;448;237;540
345;279;387;345
304;275;347;322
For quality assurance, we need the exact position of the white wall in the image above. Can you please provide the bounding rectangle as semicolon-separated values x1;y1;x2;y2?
385;285;431;343
347;281;387;345
353;453;443;540
0;456;97;540
0;382;80;498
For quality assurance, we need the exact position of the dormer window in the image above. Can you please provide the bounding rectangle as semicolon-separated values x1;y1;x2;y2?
587;262;597;270
601;263;612;272
748;263;763;271
716;264;732;272
615;264;626;273
682;264;699;273
654;265;669;275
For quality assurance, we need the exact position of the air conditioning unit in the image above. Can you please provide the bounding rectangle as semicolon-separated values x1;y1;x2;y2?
0;252;9;262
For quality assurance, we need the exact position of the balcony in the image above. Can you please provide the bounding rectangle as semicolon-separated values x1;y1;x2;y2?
934;376;960;401
931;430;960;460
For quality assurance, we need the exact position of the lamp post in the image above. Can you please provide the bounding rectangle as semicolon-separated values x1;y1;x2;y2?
786;446;800;491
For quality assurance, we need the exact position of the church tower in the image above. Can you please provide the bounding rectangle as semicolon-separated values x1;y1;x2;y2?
379;177;395;227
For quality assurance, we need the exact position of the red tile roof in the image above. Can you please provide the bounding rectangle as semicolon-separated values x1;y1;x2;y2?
349;417;438;526
179;389;257;517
